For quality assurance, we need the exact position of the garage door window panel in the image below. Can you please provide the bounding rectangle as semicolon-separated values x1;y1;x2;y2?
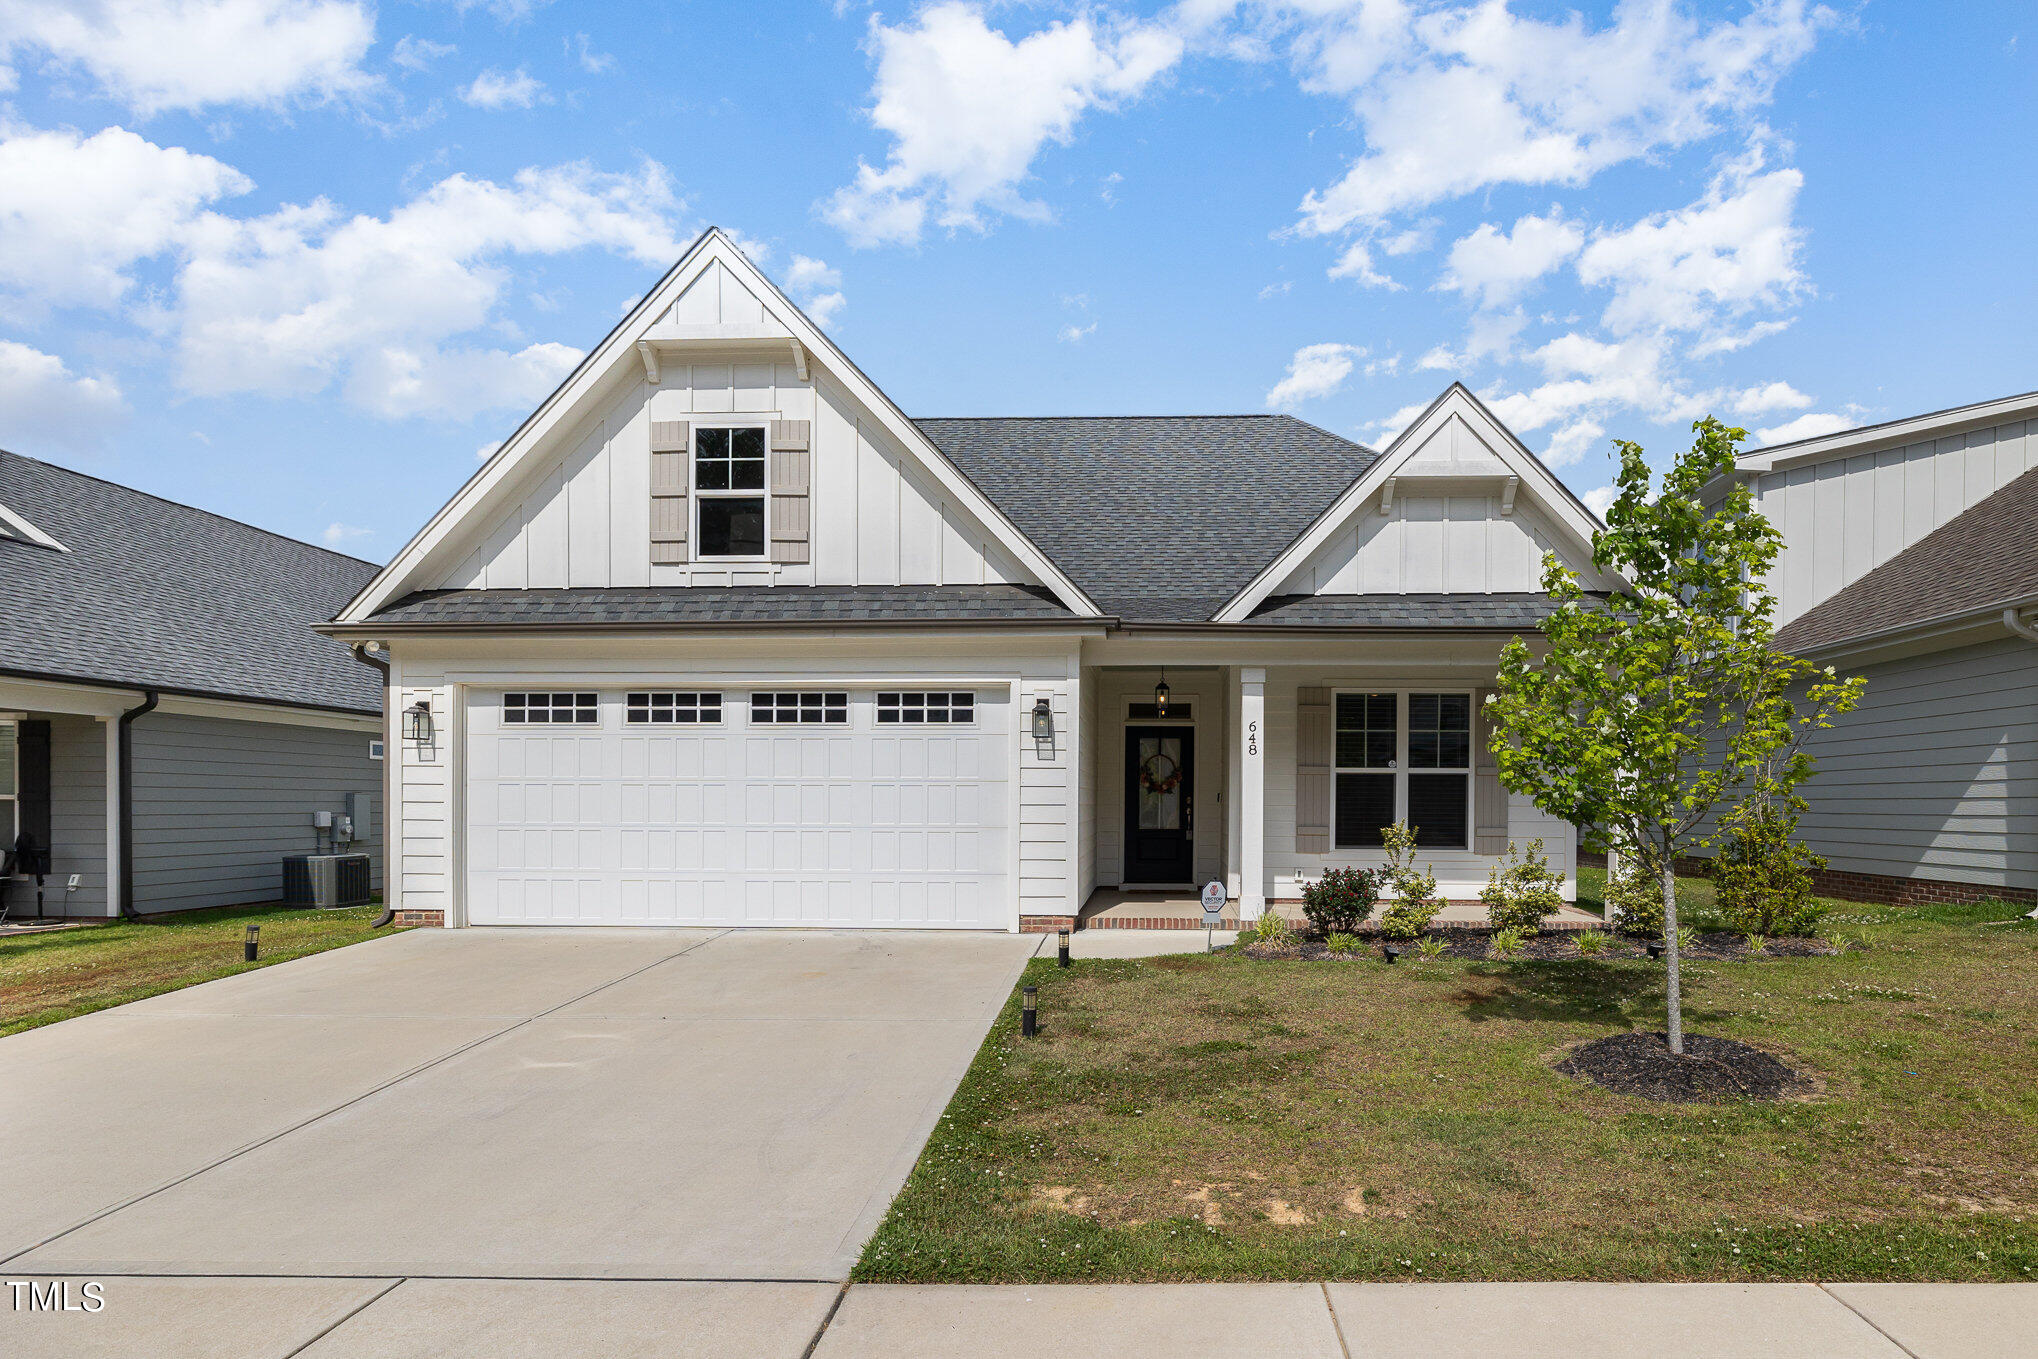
503;692;598;725
627;691;722;724
751;692;849;725
877;691;976;725
695;427;767;559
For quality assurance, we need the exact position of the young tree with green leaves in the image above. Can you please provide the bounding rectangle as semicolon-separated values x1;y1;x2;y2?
1486;417;1863;1055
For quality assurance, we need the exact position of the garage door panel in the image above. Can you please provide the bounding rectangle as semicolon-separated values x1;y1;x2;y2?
467;688;1012;928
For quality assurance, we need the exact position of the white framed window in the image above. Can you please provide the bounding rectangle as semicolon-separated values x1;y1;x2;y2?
627;692;723;724
502;692;598;725
751;691;848;725
876;691;975;725
693;425;768;559
1332;690;1472;850
368;738;385;761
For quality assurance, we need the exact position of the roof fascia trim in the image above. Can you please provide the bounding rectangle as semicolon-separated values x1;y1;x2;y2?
1211;383;1617;623
0;500;68;552
1736;390;2038;476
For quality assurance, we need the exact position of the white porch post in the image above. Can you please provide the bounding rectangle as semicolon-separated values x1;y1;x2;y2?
1240;667;1266;920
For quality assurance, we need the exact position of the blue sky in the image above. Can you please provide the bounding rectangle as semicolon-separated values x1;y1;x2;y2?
2;0;2032;561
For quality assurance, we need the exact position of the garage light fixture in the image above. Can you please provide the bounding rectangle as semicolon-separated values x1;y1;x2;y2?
1029;697;1054;742
403;700;434;745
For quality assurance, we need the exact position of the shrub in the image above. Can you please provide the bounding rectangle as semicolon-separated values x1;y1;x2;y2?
1713;800;1827;937
1480;838;1565;935
1300;866;1383;937
1489;926;1525;958
1676;924;1701;952
1743;932;1770;955
1574;929;1610;956
1605;846;1666;938
1326;931;1362;955
1377;822;1444;941
1246;910;1294;947
1414;936;1449;961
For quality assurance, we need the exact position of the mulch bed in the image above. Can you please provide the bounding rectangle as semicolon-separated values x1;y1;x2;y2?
1554;1031;1818;1103
1240;927;1837;963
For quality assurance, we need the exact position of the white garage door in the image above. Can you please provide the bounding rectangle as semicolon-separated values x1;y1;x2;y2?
464;687;1012;928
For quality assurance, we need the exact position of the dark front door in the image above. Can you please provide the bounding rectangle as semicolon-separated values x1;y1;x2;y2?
1124;726;1194;884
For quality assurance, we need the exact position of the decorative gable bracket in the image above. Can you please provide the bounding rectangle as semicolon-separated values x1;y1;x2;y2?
636;335;809;386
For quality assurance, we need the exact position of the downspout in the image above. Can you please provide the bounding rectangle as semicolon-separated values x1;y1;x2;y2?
116;690;159;919
350;643;396;928
2003;610;2038;920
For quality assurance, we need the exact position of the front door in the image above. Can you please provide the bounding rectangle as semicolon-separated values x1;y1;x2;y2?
1124;727;1194;884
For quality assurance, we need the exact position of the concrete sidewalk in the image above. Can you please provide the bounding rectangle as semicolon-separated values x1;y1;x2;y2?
4;1279;2033;1357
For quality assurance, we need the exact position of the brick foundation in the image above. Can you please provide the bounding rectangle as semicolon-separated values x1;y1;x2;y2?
1019;915;1077;934
1579;850;2036;909
393;909;446;928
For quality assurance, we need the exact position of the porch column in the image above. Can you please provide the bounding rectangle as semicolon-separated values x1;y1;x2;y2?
1239;667;1266;920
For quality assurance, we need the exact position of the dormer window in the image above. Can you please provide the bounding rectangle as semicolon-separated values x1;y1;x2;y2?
694;426;767;559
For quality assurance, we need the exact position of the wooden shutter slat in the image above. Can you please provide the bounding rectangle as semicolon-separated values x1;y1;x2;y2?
649;420;689;566
769;419;810;452
1296;686;1331;853
1473;686;1509;854
768;431;811;564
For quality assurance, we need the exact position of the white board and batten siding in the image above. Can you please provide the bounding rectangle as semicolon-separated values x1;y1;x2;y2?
1755;416;2035;626
1276;494;1585;596
1261;671;1576;901
1793;638;2038;891
389;643;1082;930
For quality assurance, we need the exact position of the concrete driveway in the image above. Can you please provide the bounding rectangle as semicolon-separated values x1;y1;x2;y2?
1;925;1032;1352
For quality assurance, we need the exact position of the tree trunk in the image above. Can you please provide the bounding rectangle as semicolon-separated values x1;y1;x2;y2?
1660;842;1684;1056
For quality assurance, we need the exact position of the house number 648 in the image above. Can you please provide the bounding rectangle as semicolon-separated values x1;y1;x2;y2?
1247;720;1259;756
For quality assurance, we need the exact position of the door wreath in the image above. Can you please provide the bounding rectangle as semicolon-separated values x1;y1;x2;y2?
1138;751;1182;795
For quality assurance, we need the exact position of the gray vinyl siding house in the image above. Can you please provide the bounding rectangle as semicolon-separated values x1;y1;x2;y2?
1724;391;2038;905
1;450;385;918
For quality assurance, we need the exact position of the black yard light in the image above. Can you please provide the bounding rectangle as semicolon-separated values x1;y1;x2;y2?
1021;985;1039;1037
1381;944;1401;963
244;924;260;962
1057;929;1071;968
1647;940;1667;960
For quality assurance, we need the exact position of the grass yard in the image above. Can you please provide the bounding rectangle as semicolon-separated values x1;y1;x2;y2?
858;868;2038;1283
0;902;400;1037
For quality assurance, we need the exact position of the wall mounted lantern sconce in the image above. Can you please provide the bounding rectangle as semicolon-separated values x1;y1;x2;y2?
1029;696;1054;742
403;700;435;745
1153;672;1171;717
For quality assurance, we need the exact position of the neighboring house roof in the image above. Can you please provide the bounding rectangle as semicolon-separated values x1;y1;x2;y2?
1776;464;2038;654
0;449;383;713
916;415;1379;623
363;584;1081;628
1243;592;1610;629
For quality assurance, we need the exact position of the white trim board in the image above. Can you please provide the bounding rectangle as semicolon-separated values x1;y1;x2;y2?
337;228;1100;624
1212;384;1622;623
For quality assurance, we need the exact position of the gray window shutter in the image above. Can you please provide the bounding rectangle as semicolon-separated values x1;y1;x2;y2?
1473;687;1509;854
650;420;689;565
768;419;811;565
1296;686;1331;853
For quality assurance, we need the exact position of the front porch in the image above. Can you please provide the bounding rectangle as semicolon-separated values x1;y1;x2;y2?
1075;887;1604;931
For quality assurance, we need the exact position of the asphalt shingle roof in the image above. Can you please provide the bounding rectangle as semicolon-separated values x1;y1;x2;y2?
1245;592;1609;628
915;415;1379;622
367;584;1077;627
1775;465;2038;653
0;450;382;713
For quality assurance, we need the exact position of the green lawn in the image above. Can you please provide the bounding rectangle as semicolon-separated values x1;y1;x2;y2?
0;902;401;1037
857;870;2038;1283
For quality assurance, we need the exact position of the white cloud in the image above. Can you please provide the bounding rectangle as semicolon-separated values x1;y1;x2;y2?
1689;317;1792;357
169;159;688;419
1440;209;1583;309
0;125;252;310
1582;485;1619;517
1755;411;1851;445
1266;342;1366;409
782;253;845;327
0;0;378;115
1291;0;1831;236
1058;320;1097;343
1327;241;1400;290
1257;280;1292;300
321;521;371;545
475;440;502;461
572;32;613;73
1729;380;1813;415
461;66;548;110
1544;418;1606;468
1577;140;1807;335
0;340;128;455
392;35;454;73
823;2;1183;246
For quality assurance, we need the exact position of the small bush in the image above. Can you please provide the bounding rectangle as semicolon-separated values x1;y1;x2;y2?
1713;800;1827;937
1414;936;1449;961
1489;926;1526;958
1480;838;1565;935
1326;931;1362;955
1574;929;1609;956
1676;924;1701;952
1246;910;1294;946
1743;932;1770;955
1605;847;1666;938
1300;866;1383;937
1377;822;1444;941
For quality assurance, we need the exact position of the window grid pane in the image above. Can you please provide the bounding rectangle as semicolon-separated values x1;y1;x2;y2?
1334;691;1397;770
1409;691;1472;770
876;691;975;725
502;692;597;725
1408;773;1470;849
625;692;722;725
751;692;850;725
